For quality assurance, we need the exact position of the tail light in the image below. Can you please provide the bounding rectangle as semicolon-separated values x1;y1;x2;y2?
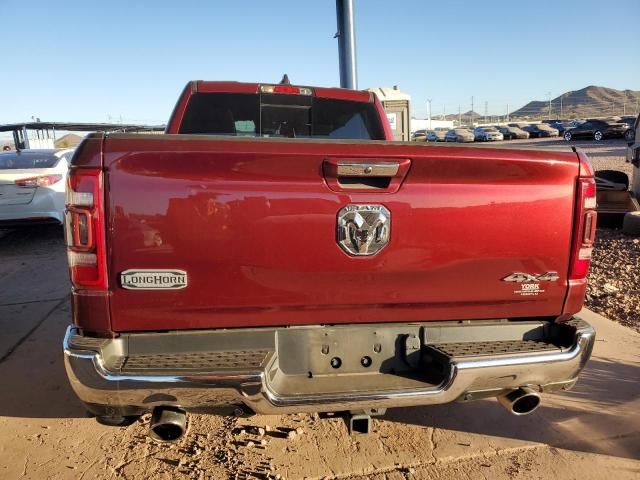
569;174;597;280
64;168;107;290
15;174;63;187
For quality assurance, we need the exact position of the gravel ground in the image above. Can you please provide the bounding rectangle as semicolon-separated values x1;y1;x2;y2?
587;229;640;332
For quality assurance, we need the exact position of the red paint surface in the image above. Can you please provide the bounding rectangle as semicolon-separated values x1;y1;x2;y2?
94;135;582;332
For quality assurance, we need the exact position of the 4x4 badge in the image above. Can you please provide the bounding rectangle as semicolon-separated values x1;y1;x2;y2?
502;272;560;283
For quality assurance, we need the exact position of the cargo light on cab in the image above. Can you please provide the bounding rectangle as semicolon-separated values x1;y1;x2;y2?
260;85;313;95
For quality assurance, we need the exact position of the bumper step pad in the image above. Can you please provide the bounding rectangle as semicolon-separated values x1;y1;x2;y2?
425;339;562;361
120;350;271;374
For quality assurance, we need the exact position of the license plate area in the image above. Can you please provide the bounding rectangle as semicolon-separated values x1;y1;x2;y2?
276;324;424;377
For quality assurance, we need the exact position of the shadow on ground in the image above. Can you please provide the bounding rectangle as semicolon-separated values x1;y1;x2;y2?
0;298;87;419
384;357;640;459
0;225;65;256
0;226;85;419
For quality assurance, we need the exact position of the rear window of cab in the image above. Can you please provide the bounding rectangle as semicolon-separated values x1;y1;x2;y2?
179;93;385;140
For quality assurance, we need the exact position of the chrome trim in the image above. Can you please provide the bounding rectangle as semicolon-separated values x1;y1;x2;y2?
63;318;595;415
497;387;541;415
336;204;391;256
335;162;399;177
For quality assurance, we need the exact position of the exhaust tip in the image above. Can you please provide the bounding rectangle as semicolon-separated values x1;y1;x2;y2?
498;387;541;416
512;392;541;415
149;407;187;442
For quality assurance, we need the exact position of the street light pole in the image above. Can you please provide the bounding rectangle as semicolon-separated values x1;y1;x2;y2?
335;0;358;89
471;96;474;126
427;99;432;130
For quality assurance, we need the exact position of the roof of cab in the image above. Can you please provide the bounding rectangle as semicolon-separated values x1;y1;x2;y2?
191;81;372;103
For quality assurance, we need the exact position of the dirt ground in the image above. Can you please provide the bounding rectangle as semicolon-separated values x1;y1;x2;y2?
1;138;639;480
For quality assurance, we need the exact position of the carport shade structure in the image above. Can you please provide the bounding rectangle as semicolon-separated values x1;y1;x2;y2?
0;121;166;150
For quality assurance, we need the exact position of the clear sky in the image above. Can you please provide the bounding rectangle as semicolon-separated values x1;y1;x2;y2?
0;0;638;125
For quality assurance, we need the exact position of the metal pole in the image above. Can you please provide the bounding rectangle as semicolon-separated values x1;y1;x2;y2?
427;99;432;130
471;96;474;126
335;0;358;89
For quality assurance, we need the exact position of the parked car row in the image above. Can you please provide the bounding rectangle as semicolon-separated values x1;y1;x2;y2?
444;128;475;143
510;123;560;138
495;125;530;140
426;128;449;142
422;125;531;143
414;116;635;144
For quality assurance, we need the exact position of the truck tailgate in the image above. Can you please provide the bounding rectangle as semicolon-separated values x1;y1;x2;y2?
103;135;579;332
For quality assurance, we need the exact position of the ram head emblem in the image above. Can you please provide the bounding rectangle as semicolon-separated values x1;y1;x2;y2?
337;205;390;256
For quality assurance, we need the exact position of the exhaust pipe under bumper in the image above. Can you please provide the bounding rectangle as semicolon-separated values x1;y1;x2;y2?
497;387;541;416
149;407;187;442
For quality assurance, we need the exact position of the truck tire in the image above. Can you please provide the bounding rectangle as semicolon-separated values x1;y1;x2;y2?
623;212;640;236
595;170;629;191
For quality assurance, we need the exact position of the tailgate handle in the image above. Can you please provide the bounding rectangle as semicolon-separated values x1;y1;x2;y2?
336;162;400;177
323;158;411;193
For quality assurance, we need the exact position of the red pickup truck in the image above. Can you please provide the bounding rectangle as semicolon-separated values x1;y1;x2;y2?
63;81;596;441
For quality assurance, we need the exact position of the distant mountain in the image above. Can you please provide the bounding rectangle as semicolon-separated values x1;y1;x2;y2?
439;110;482;121
55;133;83;148
510;86;640;119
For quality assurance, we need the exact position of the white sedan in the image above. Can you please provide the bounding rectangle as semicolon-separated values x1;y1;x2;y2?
473;127;504;142
0;149;74;226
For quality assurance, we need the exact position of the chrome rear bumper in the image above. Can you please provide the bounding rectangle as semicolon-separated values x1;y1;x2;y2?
63;318;595;416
